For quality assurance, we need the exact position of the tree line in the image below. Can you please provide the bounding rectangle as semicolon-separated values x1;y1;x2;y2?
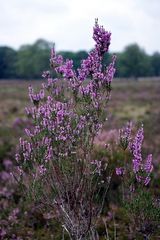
0;39;160;79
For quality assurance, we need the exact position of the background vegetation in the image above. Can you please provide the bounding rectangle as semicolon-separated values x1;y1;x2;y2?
0;39;160;79
0;80;160;239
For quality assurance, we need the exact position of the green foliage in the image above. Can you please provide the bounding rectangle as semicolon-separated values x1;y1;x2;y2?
16;39;52;79
0;42;160;79
123;189;160;238
117;44;153;78
0;47;17;78
125;189;160;221
151;52;160;76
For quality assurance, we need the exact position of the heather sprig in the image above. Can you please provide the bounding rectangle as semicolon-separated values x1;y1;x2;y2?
115;124;155;238
119;121;132;150
131;126;153;186
93;18;111;55
116;123;153;186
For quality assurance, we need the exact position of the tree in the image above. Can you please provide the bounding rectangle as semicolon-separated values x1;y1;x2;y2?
0;47;17;79
117;44;152;78
73;50;88;70
151;52;160;76
16;39;52;79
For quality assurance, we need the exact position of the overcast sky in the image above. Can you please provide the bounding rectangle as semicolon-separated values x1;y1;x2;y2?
0;0;159;54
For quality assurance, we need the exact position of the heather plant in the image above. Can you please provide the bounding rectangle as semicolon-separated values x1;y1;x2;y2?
93;122;159;238
115;123;160;239
14;20;159;240
15;19;116;240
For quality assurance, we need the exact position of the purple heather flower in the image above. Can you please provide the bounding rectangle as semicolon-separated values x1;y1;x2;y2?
19;138;32;162
8;208;19;224
50;47;63;67
79;82;97;98
78;49;102;81
144;154;153;174
0;228;6;238
103;55;116;85
43;77;58;90
0;171;10;181
39;89;45;99
42;70;50;79
25;107;31;115
17;166;23;176
136;175;143;183
144;176;151;186
93;19;111;55
115;167;125;176
56;59;75;79
24;128;33;138
38;165;47;176
28;86;44;105
15;153;20;162
119;121;132;150
43;137;51;146
45;145;53;162
131;126;144;173
131;127;153;185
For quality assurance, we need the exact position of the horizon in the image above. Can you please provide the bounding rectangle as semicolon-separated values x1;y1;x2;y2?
0;39;159;56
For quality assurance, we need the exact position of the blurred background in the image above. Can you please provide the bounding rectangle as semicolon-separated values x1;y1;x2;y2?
0;0;160;239
0;0;160;79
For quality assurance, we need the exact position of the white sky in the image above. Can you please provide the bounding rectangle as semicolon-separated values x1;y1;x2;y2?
0;0;159;54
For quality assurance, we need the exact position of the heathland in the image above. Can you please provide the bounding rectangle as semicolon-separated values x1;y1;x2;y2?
0;79;160;239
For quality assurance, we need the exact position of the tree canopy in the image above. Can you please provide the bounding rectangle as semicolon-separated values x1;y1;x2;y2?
0;40;160;79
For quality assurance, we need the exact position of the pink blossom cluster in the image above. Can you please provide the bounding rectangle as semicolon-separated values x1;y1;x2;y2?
131;126;153;185
116;124;153;186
